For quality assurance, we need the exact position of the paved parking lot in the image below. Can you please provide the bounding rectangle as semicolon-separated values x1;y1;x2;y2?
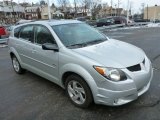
0;27;160;120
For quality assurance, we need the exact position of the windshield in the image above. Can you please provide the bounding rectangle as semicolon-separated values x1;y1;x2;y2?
52;23;107;48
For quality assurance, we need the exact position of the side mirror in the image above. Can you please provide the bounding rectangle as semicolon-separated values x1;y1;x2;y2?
42;43;59;52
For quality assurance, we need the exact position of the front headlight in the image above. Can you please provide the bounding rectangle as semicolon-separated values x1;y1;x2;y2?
93;66;127;82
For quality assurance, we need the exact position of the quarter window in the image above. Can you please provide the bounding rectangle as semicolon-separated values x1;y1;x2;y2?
19;25;34;42
35;26;55;45
14;27;21;38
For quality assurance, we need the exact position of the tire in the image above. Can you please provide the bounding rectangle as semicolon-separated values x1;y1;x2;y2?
65;74;93;108
11;55;25;74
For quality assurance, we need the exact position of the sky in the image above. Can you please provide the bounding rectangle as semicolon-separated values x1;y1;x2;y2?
2;0;160;13
105;0;160;13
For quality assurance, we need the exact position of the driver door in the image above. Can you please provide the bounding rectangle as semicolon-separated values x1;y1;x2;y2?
31;25;59;83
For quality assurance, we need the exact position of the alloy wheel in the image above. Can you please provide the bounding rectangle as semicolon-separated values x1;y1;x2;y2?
67;80;86;105
12;57;20;72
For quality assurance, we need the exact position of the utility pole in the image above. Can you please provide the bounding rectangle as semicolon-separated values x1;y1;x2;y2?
117;0;119;16
154;4;157;23
147;4;148;21
129;2;132;17
74;0;77;17
126;0;129;24
115;4;117;16
111;0;112;16
117;0;121;16
47;0;51;20
141;3;145;19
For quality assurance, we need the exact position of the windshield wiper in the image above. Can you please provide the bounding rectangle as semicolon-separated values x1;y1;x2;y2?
66;39;107;48
66;43;87;48
85;39;107;45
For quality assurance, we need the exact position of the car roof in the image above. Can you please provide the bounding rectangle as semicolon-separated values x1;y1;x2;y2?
15;19;82;27
46;19;82;26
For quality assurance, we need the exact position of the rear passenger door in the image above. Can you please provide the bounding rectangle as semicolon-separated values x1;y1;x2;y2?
14;25;35;67
31;25;59;83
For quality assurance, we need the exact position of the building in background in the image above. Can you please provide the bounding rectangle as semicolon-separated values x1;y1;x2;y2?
25;6;41;20
52;10;64;18
98;6;126;18
144;5;160;21
0;0;25;24
41;5;56;19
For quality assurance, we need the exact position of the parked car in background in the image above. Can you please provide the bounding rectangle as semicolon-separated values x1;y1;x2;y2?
0;26;9;44
75;17;87;22
96;17;115;27
112;16;125;24
134;19;150;22
75;16;97;26
8;20;153;108
96;16;134;27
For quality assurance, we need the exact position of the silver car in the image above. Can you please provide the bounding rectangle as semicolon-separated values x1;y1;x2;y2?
8;20;153;108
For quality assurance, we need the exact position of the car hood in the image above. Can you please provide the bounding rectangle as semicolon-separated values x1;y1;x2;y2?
72;39;145;68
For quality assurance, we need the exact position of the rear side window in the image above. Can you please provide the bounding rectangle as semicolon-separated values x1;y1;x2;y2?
19;25;34;42
14;27;21;38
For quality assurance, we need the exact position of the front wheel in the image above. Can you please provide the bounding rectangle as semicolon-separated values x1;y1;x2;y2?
65;75;93;108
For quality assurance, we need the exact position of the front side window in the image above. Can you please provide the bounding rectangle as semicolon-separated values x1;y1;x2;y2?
19;25;34;42
52;23;107;48
35;25;55;45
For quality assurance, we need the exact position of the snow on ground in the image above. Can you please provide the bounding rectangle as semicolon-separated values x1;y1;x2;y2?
108;26;143;31
0;44;8;48
146;23;160;27
108;23;160;32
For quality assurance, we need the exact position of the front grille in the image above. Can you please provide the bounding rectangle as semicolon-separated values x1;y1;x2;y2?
127;64;141;72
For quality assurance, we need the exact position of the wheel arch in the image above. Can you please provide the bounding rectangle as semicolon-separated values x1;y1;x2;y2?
60;63;98;101
9;47;22;65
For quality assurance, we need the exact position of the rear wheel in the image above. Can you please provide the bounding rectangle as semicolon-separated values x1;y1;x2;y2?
65;75;93;108
12;55;25;74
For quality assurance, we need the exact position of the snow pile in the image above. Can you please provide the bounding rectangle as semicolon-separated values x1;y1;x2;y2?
146;23;160;27
109;26;142;31
0;44;8;48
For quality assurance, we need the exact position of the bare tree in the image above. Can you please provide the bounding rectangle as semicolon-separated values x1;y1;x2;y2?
57;0;69;12
40;0;46;6
11;0;16;23
79;0;90;16
57;0;71;18
90;0;102;19
73;0;78;17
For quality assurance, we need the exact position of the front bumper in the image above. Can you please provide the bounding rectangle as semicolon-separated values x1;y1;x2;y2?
94;57;153;106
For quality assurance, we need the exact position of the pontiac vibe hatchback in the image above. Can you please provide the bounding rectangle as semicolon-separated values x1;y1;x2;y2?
8;20;153;108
